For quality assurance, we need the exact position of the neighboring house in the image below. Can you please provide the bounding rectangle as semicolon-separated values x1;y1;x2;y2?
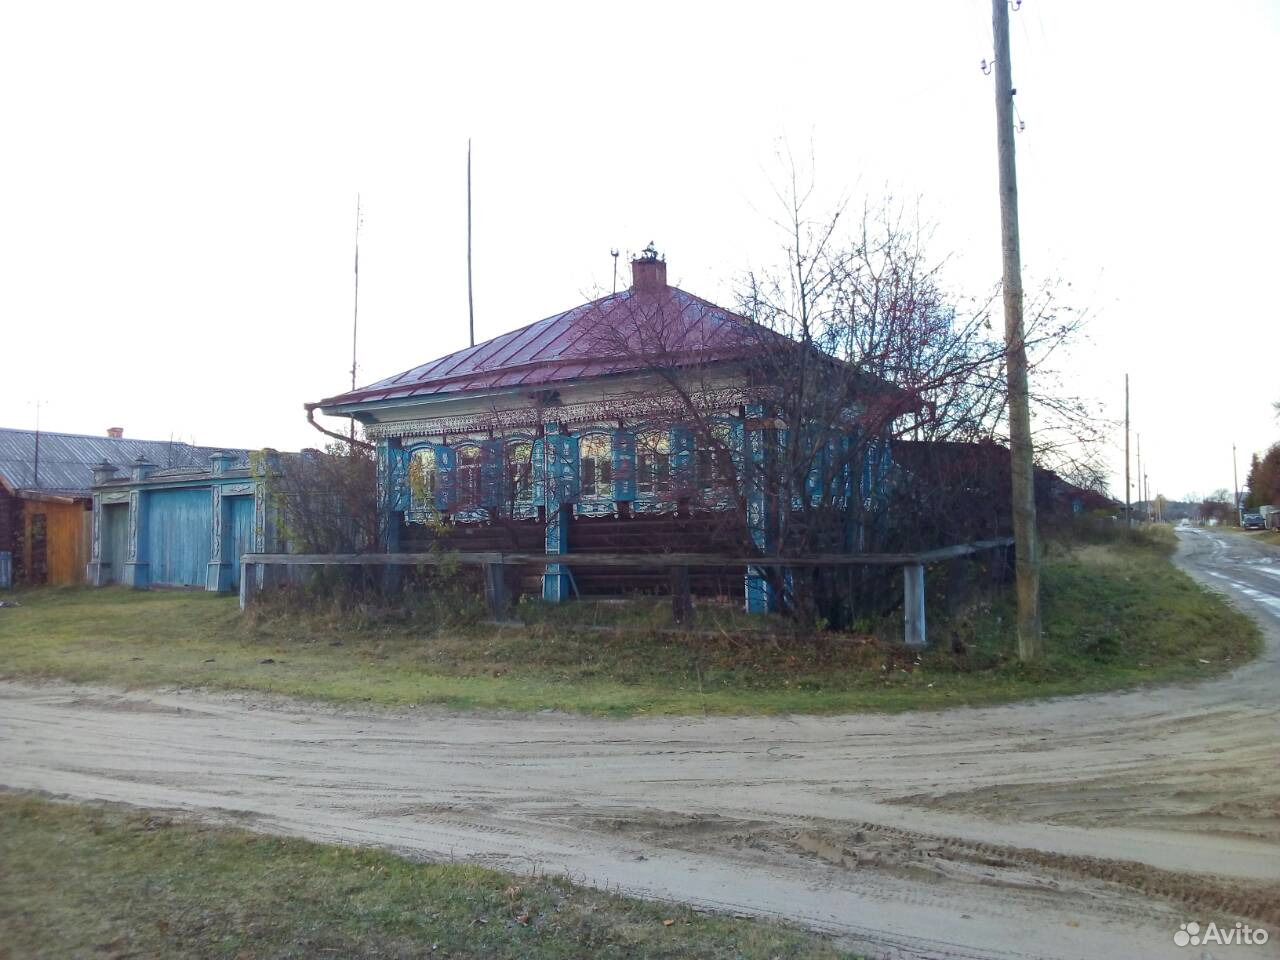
311;250;901;611
0;427;245;586
891;440;1118;545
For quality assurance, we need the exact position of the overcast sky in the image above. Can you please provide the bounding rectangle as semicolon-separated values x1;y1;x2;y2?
2;1;1276;502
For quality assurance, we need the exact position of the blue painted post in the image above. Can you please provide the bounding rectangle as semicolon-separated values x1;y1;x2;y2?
86;462;119;586
377;439;406;552
206;453;237;592
122;457;155;589
543;430;577;602
743;406;776;613
86;491;106;586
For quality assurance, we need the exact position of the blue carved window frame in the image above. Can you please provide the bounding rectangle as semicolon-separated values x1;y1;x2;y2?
452;441;488;522
575;429;615;518
692;416;742;510
633;426;675;514
404;443;440;525
504;435;539;520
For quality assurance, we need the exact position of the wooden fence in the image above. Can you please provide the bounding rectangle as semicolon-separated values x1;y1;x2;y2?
240;538;1013;648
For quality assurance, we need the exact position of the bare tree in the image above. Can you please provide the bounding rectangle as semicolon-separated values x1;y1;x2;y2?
260;443;381;554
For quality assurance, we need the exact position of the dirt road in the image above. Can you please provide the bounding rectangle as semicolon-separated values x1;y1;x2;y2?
3;529;1278;959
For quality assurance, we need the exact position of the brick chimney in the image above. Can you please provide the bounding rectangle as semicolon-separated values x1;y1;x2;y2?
107;427;124;439
630;242;667;292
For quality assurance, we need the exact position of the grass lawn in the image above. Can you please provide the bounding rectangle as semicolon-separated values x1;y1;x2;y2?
0;792;852;960
0;527;1260;716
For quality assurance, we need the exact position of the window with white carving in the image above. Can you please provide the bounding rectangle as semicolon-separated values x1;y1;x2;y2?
579;433;613;499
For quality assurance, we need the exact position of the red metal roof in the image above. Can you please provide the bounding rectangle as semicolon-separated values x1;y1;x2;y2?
318;284;760;409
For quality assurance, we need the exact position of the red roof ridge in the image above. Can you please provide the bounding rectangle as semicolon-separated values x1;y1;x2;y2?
316;284;754;410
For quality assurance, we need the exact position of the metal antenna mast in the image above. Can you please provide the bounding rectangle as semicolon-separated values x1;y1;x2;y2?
610;248;620;294
31;399;43;488
467;139;475;348
350;193;362;443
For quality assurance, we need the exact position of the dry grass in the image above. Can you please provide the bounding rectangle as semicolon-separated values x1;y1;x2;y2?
0;522;1259;716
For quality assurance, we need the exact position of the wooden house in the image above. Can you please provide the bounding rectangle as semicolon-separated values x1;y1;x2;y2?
0;427;245;587
311;250;900;612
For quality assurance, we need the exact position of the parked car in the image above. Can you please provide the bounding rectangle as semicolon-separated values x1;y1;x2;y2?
1242;513;1266;530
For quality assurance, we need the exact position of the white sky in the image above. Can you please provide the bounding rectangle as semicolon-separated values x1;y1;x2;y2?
2;1;1276;502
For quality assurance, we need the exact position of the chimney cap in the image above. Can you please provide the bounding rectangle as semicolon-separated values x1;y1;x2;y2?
630;243;667;292
107;427;124;439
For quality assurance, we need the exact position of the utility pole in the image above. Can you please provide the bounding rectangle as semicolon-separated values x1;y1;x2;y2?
1124;375;1131;527
991;0;1041;660
467;139;475;348
1232;444;1240;525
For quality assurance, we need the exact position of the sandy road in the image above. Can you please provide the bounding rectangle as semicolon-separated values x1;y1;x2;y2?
2;529;1278;959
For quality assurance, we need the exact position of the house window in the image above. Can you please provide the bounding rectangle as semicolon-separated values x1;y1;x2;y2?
695;422;737;493
507;441;534;505
456;445;482;507
579;433;613;499
408;448;438;510
636;431;671;497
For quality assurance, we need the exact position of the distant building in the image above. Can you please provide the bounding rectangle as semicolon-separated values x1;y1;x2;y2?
0;427;244;586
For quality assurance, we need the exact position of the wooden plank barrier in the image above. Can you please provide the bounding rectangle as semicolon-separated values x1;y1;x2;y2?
239;538;1015;647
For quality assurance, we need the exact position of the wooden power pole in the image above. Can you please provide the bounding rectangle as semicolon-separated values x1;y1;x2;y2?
991;0;1041;660
1124;374;1131;527
1233;444;1240;525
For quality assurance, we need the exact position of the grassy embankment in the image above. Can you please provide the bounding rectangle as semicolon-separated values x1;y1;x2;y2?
0;524;1260;716
1217;525;1280;548
0;792;850;960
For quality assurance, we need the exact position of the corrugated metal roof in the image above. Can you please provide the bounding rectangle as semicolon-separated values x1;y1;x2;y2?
317;285;764;410
0;428;251;499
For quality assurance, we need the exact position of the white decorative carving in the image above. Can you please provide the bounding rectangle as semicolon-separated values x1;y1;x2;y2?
126;490;140;561
633;499;678;516
210;486;223;561
364;387;749;440
90;494;102;561
253;487;266;551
